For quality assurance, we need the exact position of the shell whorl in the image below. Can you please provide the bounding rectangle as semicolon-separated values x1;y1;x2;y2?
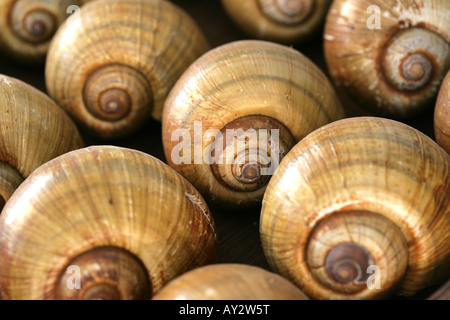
56;247;151;300
306;211;408;298
209;115;296;194
45;0;210;140
260;117;450;299
0;0;85;62
13;7;56;43
82;64;153;125
0;75;83;211
0;146;217;299
324;0;450;118
162;40;344;208
221;0;332;44
258;0;315;25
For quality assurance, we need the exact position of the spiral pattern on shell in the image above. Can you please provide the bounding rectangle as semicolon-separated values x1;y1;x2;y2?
324;0;450;118
0;0;88;63
221;0;332;44
45;0;210;139
0;74;83;211
260;117;450;299
0;146;217;299
162;40;344;208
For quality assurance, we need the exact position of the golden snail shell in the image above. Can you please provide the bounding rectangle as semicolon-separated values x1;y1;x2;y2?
221;0;332;44
0;145;217;300
324;0;450;118
0;0;91;63
153;263;309;300
162;40;344;208
434;70;450;154
45;0;210;140
260;116;450;300
0;74;83;211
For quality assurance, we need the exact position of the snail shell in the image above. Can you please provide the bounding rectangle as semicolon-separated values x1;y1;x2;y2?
0;74;83;211
434;70;450;154
260;116;450;299
162;40;344;208
153;263;309;300
45;0;210;140
324;0;450;118
0;0;90;63
0;145;217;299
221;0;332;44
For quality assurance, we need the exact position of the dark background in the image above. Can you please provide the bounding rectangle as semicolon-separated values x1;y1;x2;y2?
0;0;445;300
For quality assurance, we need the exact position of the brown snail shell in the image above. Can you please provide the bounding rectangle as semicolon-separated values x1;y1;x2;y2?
221;0;332;44
162;40;344;208
324;0;450;118
45;0;210;140
260;116;450;299
0;74;83;211
0;0;91;63
153;263;309;300
434;70;450;154
0;145;217;299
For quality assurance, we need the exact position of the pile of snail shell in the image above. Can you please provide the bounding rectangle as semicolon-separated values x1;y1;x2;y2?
0;0;448;300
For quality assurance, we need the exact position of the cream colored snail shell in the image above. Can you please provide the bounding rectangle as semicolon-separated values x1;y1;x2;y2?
324;0;450;118
0;74;83;211
45;0;210;140
434;70;450;154
0;0;92;63
260;116;450;300
221;0;332;44
162;40;344;209
153;263;309;300
0;145;217;300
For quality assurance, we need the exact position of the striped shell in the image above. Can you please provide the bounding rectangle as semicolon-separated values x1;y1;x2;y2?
260;116;450;299
162;40;344;208
45;0;210;139
153;263;310;300
0;74;83;209
0;145;217;299
221;0;332;44
324;0;450;118
0;0;90;63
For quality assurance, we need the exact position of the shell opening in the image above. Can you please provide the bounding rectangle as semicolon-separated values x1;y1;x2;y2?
55;246;151;300
258;0;314;25
83;64;153;123
209;115;295;192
